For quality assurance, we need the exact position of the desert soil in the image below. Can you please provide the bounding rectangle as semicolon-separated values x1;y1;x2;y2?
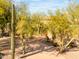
1;37;79;59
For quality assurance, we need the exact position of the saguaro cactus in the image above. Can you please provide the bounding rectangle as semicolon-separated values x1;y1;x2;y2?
11;4;15;59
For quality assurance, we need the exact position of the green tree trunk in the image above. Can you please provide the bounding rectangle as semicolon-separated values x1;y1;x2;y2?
59;31;64;52
45;33;50;42
22;39;26;54
21;35;26;54
1;27;4;37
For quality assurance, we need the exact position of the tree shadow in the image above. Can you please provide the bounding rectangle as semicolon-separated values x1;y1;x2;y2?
0;53;5;59
19;37;56;58
0;37;21;51
67;48;79;52
20;46;54;58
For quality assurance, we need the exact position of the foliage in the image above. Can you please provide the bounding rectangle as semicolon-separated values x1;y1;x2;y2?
0;0;79;56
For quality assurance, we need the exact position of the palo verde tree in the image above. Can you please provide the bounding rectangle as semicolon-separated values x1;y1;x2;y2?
16;3;30;54
63;2;79;49
48;9;71;52
0;0;11;37
31;13;47;36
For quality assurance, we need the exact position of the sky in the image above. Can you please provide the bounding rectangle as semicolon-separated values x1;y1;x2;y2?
14;0;79;14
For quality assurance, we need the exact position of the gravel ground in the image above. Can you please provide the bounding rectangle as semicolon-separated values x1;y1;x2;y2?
1;37;79;59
